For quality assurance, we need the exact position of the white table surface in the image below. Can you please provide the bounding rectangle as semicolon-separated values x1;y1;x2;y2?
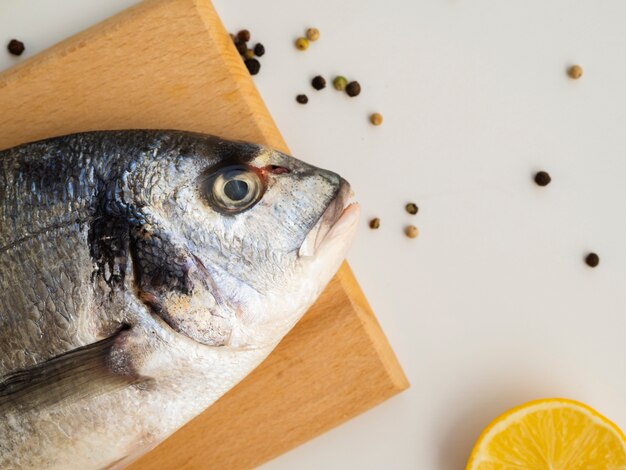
3;1;626;468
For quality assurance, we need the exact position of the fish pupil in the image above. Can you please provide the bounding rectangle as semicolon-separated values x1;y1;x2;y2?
224;179;249;201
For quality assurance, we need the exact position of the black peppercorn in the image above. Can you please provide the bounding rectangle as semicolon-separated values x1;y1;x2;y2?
585;253;599;268
346;81;361;97
311;75;326;90
369;218;380;229
296;94;308;104
534;171;551;186
235;40;248;55
7;39;25;56
244;58;261;75
237;29;251;43
254;43;265;57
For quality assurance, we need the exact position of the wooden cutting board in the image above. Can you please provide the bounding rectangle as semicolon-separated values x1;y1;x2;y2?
0;0;409;468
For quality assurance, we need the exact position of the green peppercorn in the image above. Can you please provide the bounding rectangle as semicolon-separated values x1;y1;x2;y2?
405;203;418;215
346;81;361;97
311;75;326;90
296;94;308;104
244;58;261;75
237;29;251;43
369;218;380;229
254;43;265;57
333;76;348;91
244;49;255;59
295;37;309;51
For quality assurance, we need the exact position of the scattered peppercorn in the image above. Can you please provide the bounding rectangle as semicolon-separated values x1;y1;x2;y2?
295;37;309;51
311;75;326;90
244;58;261;75
534;171;551;186
405;203;418;215
333;76;348;91
585;252;600;268
235;40;248;55
405;225;419;239
369;218;380;229
231;30;266;75
346;81;361;97
237;29;251;43
7;39;25;56
306;27;320;41
254;43;265;57
568;65;583;79
296;94;309;104
370;113;383;126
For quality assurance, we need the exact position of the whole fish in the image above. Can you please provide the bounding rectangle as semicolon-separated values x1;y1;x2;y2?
0;130;359;469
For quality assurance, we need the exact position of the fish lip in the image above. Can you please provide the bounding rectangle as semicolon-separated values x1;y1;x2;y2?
298;179;357;258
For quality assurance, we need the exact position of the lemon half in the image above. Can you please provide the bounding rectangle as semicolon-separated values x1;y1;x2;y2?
466;398;626;470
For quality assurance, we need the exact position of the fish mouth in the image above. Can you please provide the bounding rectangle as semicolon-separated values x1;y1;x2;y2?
298;179;359;258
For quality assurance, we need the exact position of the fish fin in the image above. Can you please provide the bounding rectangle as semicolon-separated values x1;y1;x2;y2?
0;325;150;413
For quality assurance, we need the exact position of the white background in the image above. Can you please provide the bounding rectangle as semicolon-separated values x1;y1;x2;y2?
2;1;626;468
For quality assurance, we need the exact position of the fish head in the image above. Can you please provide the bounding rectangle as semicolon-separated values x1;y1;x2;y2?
130;135;360;350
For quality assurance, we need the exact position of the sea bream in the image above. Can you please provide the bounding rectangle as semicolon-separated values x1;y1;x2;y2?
0;130;359;469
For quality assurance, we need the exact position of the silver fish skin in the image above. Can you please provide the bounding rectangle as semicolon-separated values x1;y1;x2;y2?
0;130;359;469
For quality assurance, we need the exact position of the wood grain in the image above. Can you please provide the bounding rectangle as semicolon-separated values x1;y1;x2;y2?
0;0;409;468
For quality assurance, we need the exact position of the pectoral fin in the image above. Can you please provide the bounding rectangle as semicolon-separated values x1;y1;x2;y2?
0;325;150;413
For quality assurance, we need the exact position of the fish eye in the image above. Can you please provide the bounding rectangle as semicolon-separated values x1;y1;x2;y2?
224;179;249;201
202;165;264;214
